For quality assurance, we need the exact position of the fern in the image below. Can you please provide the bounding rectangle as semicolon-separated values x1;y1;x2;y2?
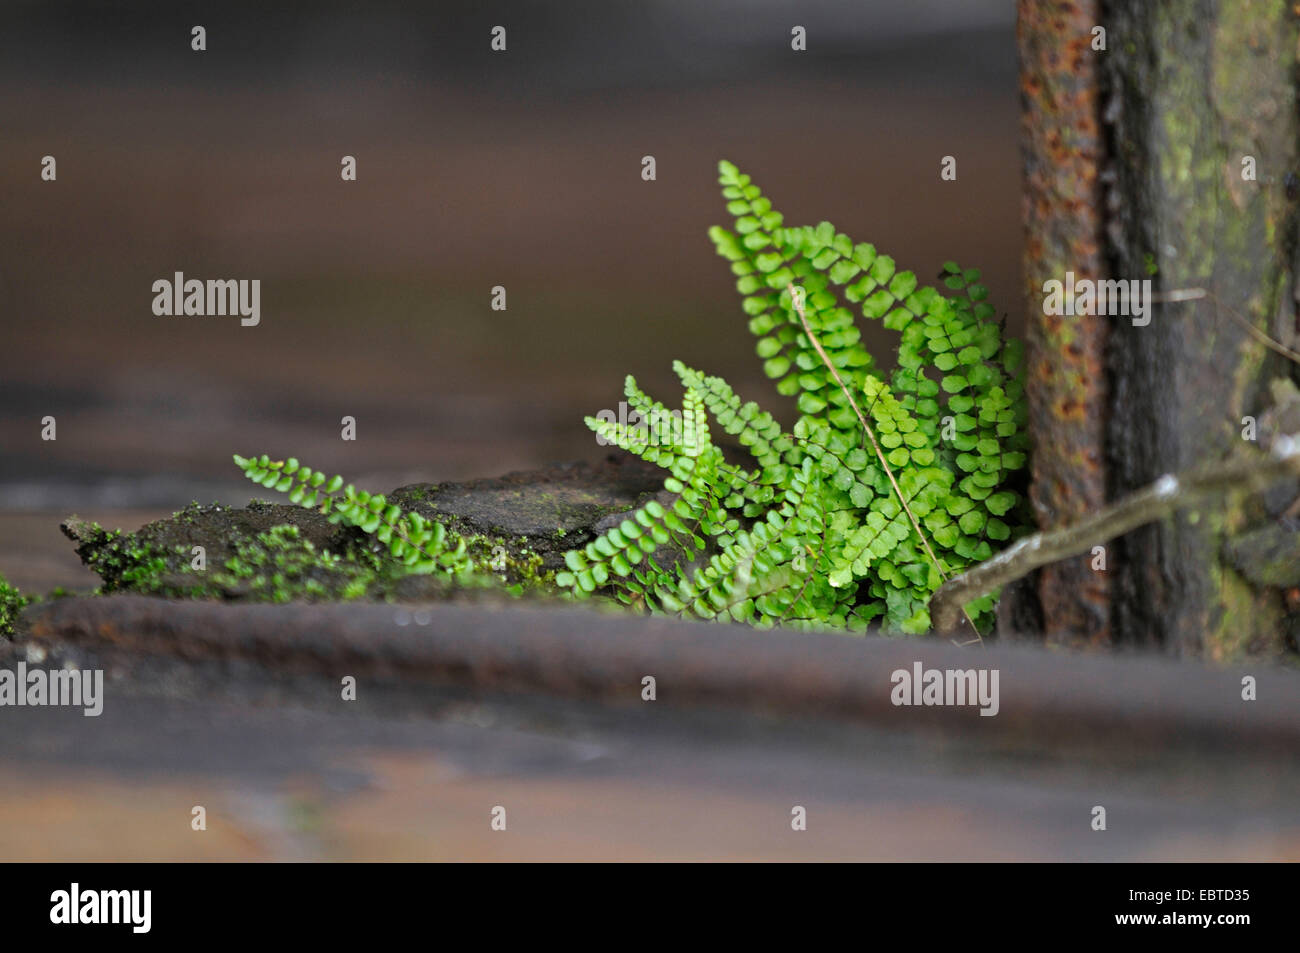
554;160;1030;633
0;571;30;639
229;160;1029;635
232;455;480;577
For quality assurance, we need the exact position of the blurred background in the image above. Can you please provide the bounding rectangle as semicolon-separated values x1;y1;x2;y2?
10;3;1300;868
1;0;1021;591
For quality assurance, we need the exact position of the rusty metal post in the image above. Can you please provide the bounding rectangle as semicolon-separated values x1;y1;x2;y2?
1016;0;1110;644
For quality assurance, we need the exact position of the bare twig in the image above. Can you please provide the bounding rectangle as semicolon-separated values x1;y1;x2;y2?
928;438;1300;633
923;285;1300;635
1157;286;1300;367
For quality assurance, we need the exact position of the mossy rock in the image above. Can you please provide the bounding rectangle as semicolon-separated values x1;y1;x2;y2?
388;456;671;571
63;500;355;581
60;457;670;603
61;501;400;602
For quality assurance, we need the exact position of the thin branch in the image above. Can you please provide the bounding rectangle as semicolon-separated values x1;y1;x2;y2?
1157;286;1300;367
927;286;1299;636
928;438;1300;633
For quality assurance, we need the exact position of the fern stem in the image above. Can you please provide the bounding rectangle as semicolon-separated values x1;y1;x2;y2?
235;457;472;576
788;283;982;642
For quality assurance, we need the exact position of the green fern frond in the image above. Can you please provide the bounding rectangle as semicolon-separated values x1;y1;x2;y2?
233;454;477;577
227;161;1029;638
560;160;1031;634
673;360;795;471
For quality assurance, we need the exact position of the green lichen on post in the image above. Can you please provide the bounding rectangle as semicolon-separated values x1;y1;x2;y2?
1227;524;1300;589
1105;0;1298;657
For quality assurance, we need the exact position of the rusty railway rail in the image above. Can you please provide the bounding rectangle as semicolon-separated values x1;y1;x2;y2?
15;596;1300;760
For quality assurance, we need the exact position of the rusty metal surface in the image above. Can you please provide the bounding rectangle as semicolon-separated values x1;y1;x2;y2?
3;690;1294;861
1017;0;1110;643
5;596;1300;860
15;596;1300;760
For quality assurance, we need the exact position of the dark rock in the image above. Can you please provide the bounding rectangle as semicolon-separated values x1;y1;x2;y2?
61;501;373;599
60;456;672;599
388;455;668;570
63;501;358;567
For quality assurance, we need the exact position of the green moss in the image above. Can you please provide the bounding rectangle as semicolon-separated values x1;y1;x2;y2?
212;525;384;603
67;501;553;605
1206;548;1286;661
1121;4;1297;659
462;533;548;588
0;572;31;640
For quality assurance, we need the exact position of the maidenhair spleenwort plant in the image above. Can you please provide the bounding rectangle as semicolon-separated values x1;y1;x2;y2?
232;455;481;578
554;161;1030;634
0;571;30;639
234;160;1029;635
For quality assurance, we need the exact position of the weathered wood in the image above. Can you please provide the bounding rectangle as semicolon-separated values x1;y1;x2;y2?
1226;522;1300;587
1104;0;1299;657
